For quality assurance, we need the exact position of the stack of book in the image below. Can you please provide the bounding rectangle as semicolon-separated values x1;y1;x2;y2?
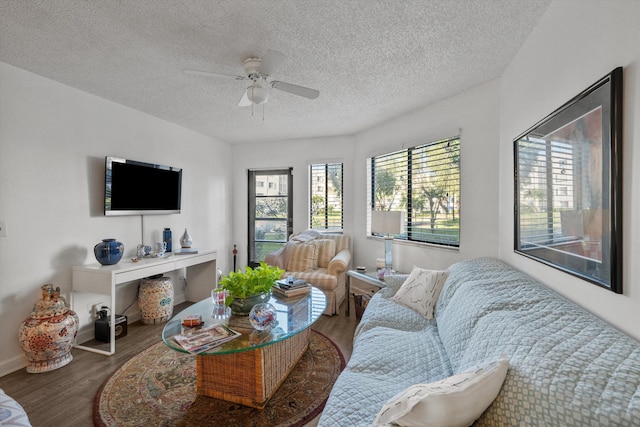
272;278;311;298
172;323;240;354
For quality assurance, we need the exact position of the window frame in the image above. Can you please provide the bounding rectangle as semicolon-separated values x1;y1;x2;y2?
248;168;293;267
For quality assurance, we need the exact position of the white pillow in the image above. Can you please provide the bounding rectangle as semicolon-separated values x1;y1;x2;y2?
392;267;449;319
374;356;510;427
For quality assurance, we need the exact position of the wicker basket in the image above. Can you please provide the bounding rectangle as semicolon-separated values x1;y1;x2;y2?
196;328;311;408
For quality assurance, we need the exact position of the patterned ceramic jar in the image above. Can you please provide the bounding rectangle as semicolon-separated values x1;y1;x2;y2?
19;284;79;373
138;276;174;324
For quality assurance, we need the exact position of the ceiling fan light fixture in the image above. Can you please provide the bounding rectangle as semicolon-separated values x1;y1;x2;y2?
248;83;269;105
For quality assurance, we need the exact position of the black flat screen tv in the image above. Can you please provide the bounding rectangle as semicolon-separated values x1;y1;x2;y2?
104;156;182;216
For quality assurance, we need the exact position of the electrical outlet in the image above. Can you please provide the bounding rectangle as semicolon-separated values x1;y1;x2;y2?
91;302;105;317
0;220;6;237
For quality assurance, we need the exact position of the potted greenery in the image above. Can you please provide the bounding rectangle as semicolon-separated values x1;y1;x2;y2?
218;262;285;315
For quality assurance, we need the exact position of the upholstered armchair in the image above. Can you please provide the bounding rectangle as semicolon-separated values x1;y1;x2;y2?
264;230;351;315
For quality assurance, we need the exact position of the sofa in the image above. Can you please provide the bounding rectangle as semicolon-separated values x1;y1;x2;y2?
319;257;640;426
264;230;351;315
0;388;31;426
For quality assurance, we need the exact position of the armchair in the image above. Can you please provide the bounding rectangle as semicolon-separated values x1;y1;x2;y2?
264;230;351;315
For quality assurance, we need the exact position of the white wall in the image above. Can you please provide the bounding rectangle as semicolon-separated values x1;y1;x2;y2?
498;0;640;340
231;136;355;269
352;80;501;272
231;80;500;280
0;62;233;375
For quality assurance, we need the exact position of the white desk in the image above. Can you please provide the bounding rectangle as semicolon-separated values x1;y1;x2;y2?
71;250;217;355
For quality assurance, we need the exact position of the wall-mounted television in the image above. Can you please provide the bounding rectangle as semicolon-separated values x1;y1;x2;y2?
104;156;182;216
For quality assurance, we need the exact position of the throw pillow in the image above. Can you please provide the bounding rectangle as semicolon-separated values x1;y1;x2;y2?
392;267;449;319
316;239;336;268
286;242;318;272
374;356;510;427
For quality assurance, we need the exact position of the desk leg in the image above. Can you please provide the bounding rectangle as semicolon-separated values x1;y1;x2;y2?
109;289;116;355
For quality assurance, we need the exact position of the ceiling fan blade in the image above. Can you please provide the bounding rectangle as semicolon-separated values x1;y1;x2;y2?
184;69;247;81
238;89;252;107
271;81;320;99
258;49;287;76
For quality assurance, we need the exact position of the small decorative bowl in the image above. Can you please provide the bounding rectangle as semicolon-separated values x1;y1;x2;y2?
249;303;277;331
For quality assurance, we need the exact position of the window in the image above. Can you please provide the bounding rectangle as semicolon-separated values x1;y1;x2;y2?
309;163;343;231
368;136;460;247
248;169;293;266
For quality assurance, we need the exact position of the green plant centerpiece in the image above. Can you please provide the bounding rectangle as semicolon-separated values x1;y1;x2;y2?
218;262;284;315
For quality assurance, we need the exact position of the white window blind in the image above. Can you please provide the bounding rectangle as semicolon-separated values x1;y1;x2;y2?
370;137;460;247
309;163;343;231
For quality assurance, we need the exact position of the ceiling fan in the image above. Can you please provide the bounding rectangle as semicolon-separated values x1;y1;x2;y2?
185;49;319;107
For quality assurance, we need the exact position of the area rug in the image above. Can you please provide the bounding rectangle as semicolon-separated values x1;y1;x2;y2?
93;330;344;427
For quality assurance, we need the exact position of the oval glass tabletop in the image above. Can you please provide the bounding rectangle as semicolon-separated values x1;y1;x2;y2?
162;286;327;355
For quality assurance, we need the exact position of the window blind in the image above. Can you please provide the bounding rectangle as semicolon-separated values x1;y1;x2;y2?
370;136;460;247
310;163;343;231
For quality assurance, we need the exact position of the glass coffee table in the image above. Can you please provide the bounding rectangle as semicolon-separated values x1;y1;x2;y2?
162;287;326;408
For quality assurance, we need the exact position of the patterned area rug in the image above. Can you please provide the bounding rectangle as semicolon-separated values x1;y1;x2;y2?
93;330;344;427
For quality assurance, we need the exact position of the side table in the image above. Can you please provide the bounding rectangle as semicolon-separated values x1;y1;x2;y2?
346;269;386;317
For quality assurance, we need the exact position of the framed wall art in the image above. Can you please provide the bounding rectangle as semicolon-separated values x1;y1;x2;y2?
514;67;623;293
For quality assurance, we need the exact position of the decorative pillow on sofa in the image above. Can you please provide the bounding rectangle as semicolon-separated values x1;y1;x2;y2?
374;356;509;427
286;242;318;272
316;239;336;268
392;267;449;319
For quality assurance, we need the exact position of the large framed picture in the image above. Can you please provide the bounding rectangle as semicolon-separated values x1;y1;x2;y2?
514;67;623;293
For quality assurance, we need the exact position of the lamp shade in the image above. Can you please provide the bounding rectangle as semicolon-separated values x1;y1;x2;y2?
248;82;270;105
371;210;404;235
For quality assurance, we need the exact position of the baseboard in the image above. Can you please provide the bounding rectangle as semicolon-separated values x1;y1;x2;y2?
0;354;26;377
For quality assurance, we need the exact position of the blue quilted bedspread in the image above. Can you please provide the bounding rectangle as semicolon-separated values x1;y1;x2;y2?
318;258;640;426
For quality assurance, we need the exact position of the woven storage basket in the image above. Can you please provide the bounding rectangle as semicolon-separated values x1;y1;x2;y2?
196;328;311;408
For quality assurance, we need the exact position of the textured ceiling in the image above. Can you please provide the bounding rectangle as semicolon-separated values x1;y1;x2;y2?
0;0;551;144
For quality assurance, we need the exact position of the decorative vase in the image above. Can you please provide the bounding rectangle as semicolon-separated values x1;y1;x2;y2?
230;292;271;316
249;302;277;330
94;238;124;265
19;284;79;373
163;228;172;252
180;228;192;248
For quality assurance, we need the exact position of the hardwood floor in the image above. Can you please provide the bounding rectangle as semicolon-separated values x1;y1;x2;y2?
0;299;359;426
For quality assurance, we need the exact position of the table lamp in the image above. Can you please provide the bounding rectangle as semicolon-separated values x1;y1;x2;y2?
371;210;404;270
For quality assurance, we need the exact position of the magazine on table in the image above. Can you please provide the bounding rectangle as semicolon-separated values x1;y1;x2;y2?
173;323;241;354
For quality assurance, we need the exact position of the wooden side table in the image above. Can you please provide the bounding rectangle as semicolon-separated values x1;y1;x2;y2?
346;269;386;317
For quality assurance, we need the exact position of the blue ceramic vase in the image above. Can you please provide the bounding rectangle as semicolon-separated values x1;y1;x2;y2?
94;238;124;265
